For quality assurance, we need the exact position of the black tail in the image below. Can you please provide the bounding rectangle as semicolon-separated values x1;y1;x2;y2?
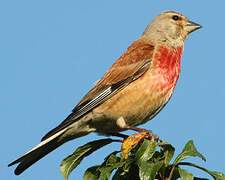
8;129;66;175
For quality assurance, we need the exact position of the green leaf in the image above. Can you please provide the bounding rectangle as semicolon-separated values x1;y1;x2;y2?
178;168;194;180
159;142;175;165
104;152;120;166
112;168;128;180
99;162;125;180
83;165;101;180
139;161;163;180
174;140;206;165
60;138;113;180
97;152;124;180
135;139;157;164
179;162;225;180
122;156;136;172
209;172;225;180
208;171;225;180
112;163;140;180
99;166;114;180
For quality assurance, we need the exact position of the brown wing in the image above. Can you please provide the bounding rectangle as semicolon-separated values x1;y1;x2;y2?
41;38;154;141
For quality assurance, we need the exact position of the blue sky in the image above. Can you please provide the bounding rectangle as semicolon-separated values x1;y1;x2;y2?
1;1;224;180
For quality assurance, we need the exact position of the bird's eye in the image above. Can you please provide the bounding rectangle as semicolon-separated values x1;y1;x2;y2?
172;15;180;21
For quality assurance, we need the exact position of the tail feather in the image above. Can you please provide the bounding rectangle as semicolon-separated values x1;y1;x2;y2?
8;128;67;175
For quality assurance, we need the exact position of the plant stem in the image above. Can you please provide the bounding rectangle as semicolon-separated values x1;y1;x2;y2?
167;165;175;180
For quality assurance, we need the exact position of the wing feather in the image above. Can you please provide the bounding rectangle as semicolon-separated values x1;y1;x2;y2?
41;38;154;141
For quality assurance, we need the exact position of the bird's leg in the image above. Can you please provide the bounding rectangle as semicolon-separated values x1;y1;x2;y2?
116;117;159;159
116;116;158;141
116;116;149;133
125;126;159;141
126;126;152;133
127;126;159;141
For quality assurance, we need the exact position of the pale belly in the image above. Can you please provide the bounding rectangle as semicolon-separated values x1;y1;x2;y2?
90;68;175;134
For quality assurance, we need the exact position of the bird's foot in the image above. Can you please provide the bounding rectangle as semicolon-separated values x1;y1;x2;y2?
126;126;159;141
116;117;159;159
116;117;158;140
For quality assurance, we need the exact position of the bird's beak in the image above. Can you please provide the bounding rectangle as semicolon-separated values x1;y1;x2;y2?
186;20;202;34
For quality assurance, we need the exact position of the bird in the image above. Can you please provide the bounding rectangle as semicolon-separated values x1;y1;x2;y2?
8;11;202;175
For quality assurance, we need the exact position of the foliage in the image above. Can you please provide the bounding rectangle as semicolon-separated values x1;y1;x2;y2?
60;137;225;180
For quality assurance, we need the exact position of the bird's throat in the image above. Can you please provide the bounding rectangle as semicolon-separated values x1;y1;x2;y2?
154;45;182;70
153;45;183;95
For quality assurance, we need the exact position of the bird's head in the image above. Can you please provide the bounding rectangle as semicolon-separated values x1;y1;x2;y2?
143;11;202;47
